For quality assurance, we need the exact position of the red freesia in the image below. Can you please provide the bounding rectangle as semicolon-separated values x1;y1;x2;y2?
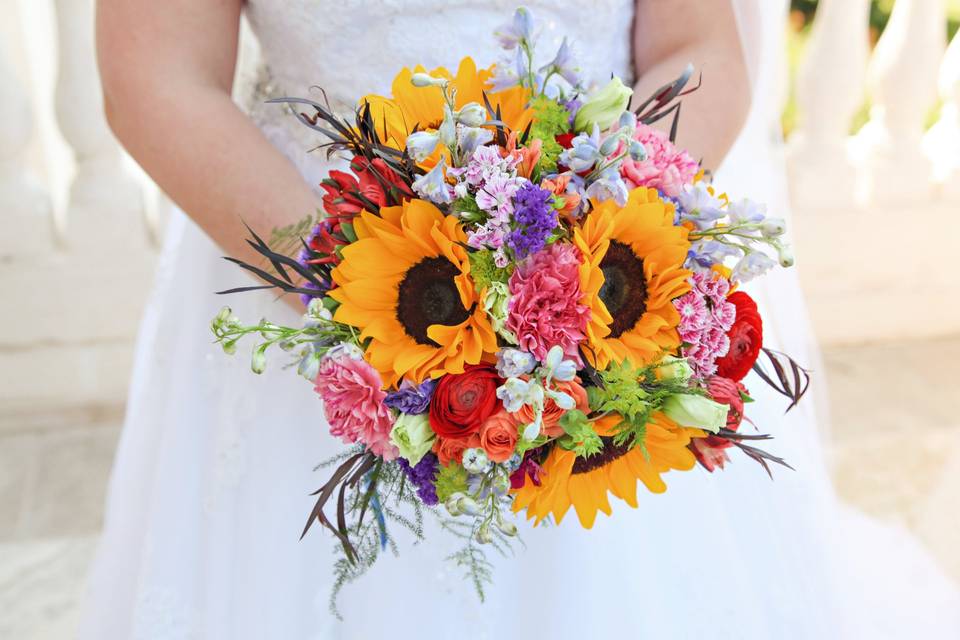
319;157;410;223
429;365;503;441
714;291;763;381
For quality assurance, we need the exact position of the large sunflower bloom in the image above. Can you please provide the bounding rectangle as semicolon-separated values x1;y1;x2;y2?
512;414;703;528
360;57;533;166
574;187;692;370
328;199;497;387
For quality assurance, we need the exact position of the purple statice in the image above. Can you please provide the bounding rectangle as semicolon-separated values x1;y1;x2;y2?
297;222;331;306
384;378;436;414
397;453;440;506
506;182;558;259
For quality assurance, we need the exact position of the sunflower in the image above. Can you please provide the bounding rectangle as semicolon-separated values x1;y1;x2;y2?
360;57;533;165
573;187;692;371
328;199;497;387
512;414;703;528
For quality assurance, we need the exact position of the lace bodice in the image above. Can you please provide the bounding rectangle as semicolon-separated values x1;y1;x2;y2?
240;0;635;184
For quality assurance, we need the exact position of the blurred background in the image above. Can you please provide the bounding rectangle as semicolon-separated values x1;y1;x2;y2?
2;0;959;636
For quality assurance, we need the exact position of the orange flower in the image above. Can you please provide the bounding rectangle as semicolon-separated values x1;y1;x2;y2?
478;410;520;463
517;379;589;438
503;131;542;179
541;175;581;224
434;433;481;467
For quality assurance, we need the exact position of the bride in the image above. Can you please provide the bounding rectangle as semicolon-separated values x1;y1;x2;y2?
81;0;959;637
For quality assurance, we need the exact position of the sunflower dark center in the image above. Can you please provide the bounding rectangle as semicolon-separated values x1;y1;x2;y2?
599;240;648;338
571;437;633;474
396;256;470;346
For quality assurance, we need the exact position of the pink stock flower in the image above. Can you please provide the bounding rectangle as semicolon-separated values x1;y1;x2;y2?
620;123;699;198
314;353;398;460
507;243;591;365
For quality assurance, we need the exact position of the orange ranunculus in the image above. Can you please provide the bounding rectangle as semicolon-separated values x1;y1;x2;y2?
433;433;481;467
518;379;589;438
479;410;520;463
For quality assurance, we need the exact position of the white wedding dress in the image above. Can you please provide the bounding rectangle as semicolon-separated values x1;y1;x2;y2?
79;1;960;638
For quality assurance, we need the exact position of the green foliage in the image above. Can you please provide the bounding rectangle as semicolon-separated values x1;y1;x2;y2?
529;95;570;173
324;460;425;620
267;212;319;265
557;410;604;458
452;195;485;224
588;359;694;449
468;250;514;292
435;462;469;502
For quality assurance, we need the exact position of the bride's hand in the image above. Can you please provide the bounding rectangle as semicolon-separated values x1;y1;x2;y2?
97;0;319;274
633;0;753;171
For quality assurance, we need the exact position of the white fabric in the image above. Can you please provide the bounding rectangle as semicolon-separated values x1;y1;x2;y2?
78;1;960;638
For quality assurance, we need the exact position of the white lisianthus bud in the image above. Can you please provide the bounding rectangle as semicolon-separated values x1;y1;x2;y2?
439;105;457;148
777;244;795;268
251;348;267;374
458;496;480;516
410;72;448;88
476;522;493;544
761;217;787;238
574;77;633;132
215;306;233;324
405;131;441;162
662;393;728;434
445;493;464;516
496;520;519;536
598;134;621;157
456;102;487;127
628;140;647;161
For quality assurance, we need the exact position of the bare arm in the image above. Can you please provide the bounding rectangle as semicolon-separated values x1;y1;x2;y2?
97;0;318;267
633;0;752;171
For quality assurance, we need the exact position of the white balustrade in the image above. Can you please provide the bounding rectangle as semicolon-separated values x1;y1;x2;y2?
923;27;960;199
787;0;871;208
850;0;946;204
0;0;157;424
788;0;960;346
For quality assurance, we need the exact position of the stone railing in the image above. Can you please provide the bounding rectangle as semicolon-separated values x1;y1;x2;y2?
787;0;960;344
0;0;161;426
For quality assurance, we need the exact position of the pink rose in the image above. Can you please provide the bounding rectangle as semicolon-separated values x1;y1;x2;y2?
506;243;591;365
315;354;398;460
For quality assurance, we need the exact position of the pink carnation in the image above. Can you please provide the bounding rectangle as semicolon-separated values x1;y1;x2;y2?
314;354;398;460
674;272;737;378
507;243;590;365
620;123;699;198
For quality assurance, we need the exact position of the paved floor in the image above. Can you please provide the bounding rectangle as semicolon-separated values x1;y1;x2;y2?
1;337;958;638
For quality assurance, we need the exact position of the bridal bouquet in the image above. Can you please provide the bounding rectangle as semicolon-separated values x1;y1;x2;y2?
212;7;808;608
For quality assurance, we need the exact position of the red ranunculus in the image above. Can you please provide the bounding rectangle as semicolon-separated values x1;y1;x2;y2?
715;291;763;381
429;365;503;440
